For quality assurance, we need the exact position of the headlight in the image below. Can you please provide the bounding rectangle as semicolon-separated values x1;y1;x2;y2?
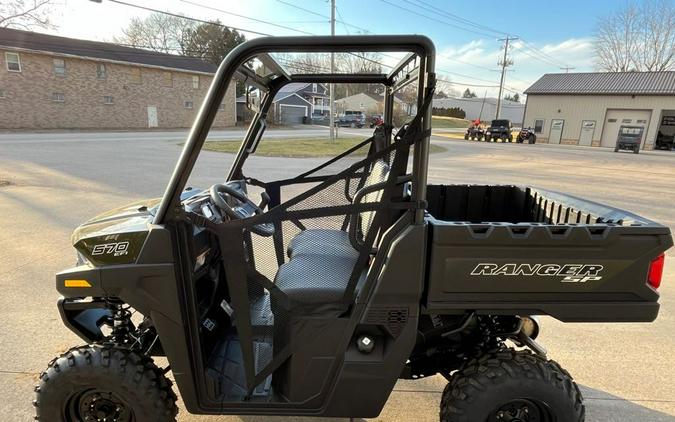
76;251;92;266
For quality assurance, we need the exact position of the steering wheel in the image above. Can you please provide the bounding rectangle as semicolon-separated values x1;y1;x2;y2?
209;183;275;237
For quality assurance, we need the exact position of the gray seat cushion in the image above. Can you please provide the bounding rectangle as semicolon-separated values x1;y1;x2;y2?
274;253;366;315
287;229;359;259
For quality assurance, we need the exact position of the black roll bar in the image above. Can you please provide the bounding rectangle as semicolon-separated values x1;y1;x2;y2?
154;35;435;224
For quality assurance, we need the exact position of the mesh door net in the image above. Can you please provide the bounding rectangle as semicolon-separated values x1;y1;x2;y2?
188;103;432;401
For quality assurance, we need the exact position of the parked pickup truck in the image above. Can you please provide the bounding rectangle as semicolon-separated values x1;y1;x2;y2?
39;35;671;422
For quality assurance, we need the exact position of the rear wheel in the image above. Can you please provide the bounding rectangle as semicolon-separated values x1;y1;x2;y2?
35;345;178;422
464;134;469;140
440;349;584;422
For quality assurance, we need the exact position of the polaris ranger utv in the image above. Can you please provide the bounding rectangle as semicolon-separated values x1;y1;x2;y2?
486;119;513;142
36;36;672;422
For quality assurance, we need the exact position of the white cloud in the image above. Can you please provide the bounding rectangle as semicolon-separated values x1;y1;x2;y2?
433;37;596;99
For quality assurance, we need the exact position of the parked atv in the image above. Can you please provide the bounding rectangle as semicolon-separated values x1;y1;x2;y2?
517;127;537;144
485;119;513;142
463;125;484;141
614;125;644;154
37;35;672;422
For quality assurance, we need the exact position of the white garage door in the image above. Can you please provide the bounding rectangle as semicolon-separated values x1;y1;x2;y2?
600;109;651;148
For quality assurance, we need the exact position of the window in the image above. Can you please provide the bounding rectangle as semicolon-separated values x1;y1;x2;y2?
52;92;65;102
608;118;617;123
129;68;142;84
636;119;647;124
312;83;317;93
621;118;632;124
5;52;20;72
163;72;173;87
97;63;107;79
53;58;66;76
534;119;544;133
185;101;193;109
192;75;199;89
103;95;114;104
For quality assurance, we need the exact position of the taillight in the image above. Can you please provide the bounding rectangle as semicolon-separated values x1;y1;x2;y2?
648;253;665;289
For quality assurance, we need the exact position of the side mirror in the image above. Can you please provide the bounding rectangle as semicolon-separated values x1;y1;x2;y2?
246;87;260;113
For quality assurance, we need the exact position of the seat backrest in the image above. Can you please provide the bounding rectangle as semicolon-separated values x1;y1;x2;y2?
357;159;390;238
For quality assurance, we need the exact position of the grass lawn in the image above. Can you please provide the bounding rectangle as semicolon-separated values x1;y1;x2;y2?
431;116;472;128
203;137;446;157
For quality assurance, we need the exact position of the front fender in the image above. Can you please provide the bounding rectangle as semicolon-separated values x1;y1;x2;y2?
56;265;105;297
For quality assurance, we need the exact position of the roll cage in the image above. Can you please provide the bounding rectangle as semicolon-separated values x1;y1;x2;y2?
154;35;436;225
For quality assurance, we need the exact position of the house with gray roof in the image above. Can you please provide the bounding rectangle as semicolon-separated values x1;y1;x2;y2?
272;82;329;125
523;71;675;150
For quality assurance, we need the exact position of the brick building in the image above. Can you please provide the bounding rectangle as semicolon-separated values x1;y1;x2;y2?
0;28;236;130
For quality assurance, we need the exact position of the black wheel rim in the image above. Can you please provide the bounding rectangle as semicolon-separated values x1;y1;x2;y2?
488;398;552;422
65;388;133;422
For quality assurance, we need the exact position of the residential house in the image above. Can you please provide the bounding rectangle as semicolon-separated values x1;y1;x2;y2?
0;27;236;130
272;82;329;125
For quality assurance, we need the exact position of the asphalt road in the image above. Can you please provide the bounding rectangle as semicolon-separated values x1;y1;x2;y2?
1;127;674;421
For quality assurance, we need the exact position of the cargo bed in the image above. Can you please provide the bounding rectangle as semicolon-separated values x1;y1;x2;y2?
424;185;672;322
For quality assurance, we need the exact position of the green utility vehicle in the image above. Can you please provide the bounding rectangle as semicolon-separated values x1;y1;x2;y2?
36;36;671;422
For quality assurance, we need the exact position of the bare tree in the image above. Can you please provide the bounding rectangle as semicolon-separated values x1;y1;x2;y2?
0;0;54;30
595;0;675;72
114;13;194;54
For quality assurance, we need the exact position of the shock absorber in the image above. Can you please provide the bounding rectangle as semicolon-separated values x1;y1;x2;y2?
106;299;134;346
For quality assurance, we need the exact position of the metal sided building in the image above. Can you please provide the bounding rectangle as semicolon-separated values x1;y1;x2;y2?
523;72;675;150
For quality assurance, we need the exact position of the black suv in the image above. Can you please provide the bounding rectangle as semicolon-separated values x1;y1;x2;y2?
485;119;513;142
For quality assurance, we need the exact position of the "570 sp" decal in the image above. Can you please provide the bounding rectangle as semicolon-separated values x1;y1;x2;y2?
91;241;130;257
471;263;604;283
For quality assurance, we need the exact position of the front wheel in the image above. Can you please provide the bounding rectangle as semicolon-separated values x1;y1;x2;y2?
440;349;584;422
35;345;178;422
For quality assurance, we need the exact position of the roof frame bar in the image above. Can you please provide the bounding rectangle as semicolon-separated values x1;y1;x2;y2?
257;53;291;81
289;73;389;85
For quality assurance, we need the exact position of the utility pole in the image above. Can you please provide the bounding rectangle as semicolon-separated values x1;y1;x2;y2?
329;0;336;142
478;90;487;122
496;36;517;119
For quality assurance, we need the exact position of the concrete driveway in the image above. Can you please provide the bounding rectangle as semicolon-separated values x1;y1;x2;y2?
1;128;674;421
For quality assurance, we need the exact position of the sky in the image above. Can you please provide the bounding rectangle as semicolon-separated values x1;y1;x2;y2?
43;0;615;99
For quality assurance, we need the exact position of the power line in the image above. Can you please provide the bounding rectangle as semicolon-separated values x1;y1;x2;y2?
335;5;350;35
106;0;270;36
379;0;496;39
398;0;573;71
105;0;525;95
407;0;507;38
178;0;314;35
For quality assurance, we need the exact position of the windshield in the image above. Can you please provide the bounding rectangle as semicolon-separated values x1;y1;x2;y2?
491;120;510;127
620;127;643;136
